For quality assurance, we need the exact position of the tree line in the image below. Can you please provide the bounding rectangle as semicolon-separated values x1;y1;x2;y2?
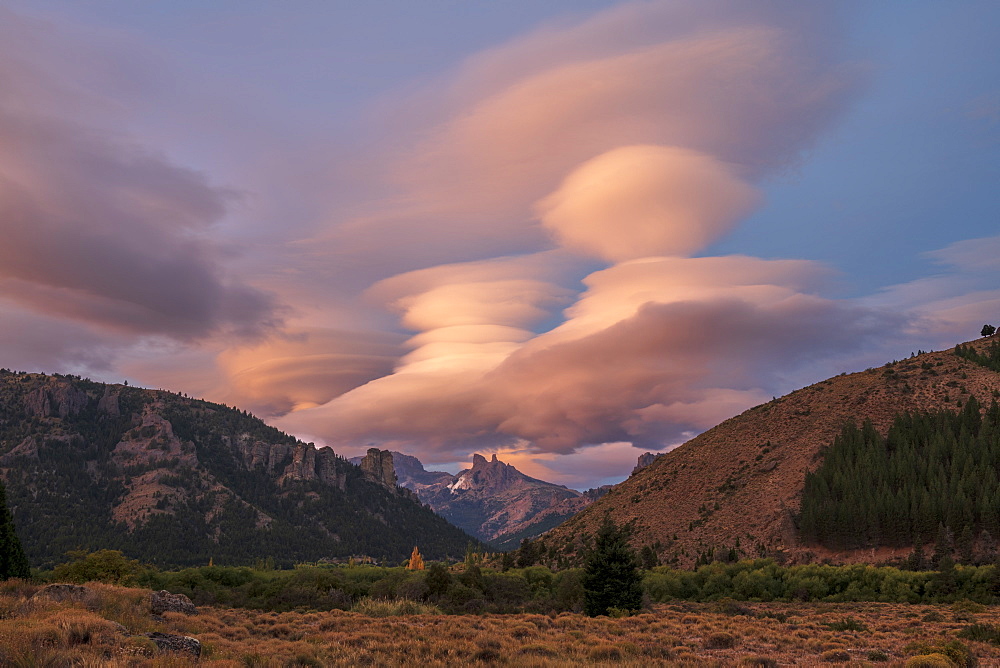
799;396;1000;555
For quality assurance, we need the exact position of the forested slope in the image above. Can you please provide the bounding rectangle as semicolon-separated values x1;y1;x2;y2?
0;371;478;567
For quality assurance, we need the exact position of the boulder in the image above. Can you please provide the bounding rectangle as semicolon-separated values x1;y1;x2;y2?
143;632;201;657
150;590;198;615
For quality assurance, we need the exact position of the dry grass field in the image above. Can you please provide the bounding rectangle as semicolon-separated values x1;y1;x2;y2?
4;579;1000;666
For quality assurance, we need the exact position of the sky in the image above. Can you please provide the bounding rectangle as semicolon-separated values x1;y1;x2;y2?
1;1;998;490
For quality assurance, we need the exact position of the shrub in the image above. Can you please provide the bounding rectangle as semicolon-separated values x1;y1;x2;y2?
712;597;753;616
740;657;778;668
350;596;440;616
588;644;624;661
50;550;143;586
904;639;975;668
827;617;868;632
705;631;737;649
821;649;851;662
905;655;959;668
867;649;890;662
958;623;1000;645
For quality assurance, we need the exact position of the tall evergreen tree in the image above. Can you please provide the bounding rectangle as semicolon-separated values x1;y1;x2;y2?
582;517;643;616
0;480;30;580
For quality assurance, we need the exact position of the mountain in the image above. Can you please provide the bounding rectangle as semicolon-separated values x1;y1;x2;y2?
0;371;478;568
532;335;1000;568
352;451;601;548
385;451;454;492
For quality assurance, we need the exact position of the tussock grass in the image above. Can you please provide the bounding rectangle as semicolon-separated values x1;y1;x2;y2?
5;581;1000;665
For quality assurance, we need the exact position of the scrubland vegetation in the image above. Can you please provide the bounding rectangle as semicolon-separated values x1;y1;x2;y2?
8;575;1000;666
3;548;1000;664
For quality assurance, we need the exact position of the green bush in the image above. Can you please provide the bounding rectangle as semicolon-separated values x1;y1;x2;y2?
958;623;1000;645
50;550;142;586
904;639;975;668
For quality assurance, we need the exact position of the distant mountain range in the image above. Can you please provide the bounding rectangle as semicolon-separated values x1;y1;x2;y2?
0;371;477;568
351;451;610;550
534;334;1000;568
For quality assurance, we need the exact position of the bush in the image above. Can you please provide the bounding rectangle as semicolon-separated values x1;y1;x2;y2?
904;639;975;668
905;655;959;668
705;631;737;649
821;649;851;662
50;550;143;586
350;596;440;616
958;623;1000;645
827;617;868;632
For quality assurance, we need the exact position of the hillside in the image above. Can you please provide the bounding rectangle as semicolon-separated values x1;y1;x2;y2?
534;335;1000;567
0;371;478;568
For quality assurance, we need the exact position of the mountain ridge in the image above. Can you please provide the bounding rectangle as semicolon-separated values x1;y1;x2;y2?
0;371;478;568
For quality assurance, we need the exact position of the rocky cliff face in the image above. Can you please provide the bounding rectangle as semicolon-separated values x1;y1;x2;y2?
0;371;477;567
359;448;397;487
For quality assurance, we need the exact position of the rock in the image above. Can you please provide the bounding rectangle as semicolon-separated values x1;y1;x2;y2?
150;590;198;615
98;388;120;416
23;388;52;418
143;632;201;657
110;621;131;636
32;584;93;603
631;452;659;476
359;448;398;488
583;485;613;501
53;384;89;418
23;383;88;418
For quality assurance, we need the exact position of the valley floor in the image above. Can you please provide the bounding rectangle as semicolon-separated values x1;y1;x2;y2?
4;581;1000;666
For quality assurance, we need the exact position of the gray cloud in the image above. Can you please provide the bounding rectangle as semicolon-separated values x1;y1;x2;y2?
0;31;281;341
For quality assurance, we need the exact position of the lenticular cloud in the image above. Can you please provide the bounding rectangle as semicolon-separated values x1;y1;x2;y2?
538;145;760;262
274;2;884;464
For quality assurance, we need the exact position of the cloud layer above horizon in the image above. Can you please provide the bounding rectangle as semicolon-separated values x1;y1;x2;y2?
1;1;998;488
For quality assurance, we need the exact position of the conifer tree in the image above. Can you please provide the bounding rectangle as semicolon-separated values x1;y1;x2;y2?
582;517;643;616
0;480;30;580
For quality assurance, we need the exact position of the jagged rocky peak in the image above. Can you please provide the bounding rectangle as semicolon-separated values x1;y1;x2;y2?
631;452;661;476
359;448;398;488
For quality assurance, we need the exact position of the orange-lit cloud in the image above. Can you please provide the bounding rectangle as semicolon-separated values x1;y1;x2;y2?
538;145;760;262
324;3;859;267
271;2;881;475
279;256;904;459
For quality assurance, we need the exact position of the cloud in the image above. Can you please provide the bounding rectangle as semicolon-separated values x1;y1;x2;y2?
281;256;902;459
0;12;281;342
866;235;1000;345
275;2;873;473
216;328;404;417
1;2;903;490
537;145;760;261
0;301;122;374
322;1;861;271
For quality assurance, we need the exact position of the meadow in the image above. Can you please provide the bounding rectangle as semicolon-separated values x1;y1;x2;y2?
4;577;1000;666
